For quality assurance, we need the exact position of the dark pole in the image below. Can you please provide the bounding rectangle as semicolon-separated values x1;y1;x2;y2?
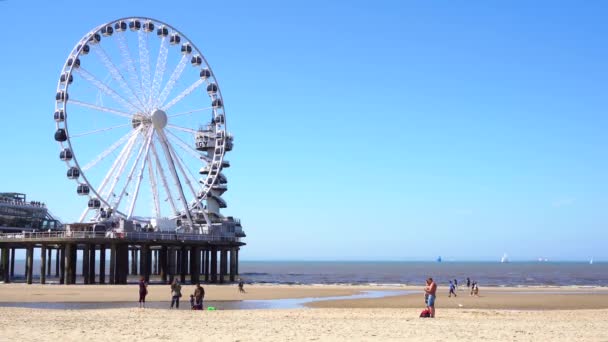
99;244;106;284
26;245;34;284
210;248;217;283
229;248;236;282
64;244;73;285
40;245;47;284
82;244;90;284
109;244;116;285
55;248;60;277
59;245;65;284
89;244;96;284
191;246;200;284
159;246;167;283
10;248;15;277
46;247;52;276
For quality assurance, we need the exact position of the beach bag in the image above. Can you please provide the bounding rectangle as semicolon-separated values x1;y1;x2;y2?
419;309;431;318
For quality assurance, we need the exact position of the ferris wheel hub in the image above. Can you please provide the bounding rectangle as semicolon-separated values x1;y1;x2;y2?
151;109;168;130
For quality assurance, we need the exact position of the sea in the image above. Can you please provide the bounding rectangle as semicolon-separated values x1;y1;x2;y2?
6;260;608;287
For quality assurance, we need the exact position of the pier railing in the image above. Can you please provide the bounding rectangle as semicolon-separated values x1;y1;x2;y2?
0;231;241;243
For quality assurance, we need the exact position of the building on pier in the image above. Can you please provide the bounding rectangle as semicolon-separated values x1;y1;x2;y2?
0;193;62;232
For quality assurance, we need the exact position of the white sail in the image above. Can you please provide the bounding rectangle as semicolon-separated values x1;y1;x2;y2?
501;253;509;263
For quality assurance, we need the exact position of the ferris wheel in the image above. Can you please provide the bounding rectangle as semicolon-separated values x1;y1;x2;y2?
54;17;232;230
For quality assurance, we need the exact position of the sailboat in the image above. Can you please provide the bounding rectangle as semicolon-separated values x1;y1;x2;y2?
436;256;442;263
500;253;509;263
590;258;593;265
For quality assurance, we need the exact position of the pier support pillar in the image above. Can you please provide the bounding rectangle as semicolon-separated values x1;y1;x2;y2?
10;248;15;278
55;248;60;277
204;250;210;283
40;245;47;284
229;248;236;282
1;247;9;283
109;244;116;285
167;247;175;284
210;248;217;283
26;245;33;284
191;247;200;284
59;246;65;284
131;248;138;276
46;247;52;277
82;244;90;284
64;244;73;285
141;245;150;283
89;244;96;284
180;247;187;284
159;246;167;283
70;244;77;284
153;250;158;275
99;245;106;284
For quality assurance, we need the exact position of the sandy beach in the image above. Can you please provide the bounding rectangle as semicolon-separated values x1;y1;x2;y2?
1;284;608;341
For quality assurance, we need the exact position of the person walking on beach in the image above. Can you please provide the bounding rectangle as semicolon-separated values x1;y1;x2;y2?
466;277;471;289
454;278;458;291
470;281;477;296
238;278;246;293
448;280;457;297
194;283;205;309
170;279;182;309
425;277;437;318
138;276;148;309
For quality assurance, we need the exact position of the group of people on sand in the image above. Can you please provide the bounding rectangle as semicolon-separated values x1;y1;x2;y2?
137;277;247;309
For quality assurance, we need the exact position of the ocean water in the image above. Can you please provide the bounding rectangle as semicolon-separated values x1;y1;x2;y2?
238;261;608;287
5;260;607;287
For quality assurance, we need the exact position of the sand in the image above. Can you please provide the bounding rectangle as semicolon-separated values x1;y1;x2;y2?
2;284;608;341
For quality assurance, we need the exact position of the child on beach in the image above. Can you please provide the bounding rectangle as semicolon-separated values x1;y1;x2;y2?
449;280;457;297
138;276;148;308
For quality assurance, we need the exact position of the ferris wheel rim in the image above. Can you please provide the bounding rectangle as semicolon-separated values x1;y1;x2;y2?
54;16;228;223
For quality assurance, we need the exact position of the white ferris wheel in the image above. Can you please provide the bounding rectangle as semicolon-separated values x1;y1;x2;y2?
54;17;233;232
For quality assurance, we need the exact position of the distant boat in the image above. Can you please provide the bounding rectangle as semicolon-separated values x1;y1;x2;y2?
501;253;509;263
590;258;593;265
436;256;442;263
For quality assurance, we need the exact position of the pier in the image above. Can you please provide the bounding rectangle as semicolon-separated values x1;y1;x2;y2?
0;231;243;285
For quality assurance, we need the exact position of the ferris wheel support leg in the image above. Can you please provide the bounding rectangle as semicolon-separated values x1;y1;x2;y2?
114;128;153;213
157;130;194;228
146;155;161;220
126;130;155;219
150;143;179;216
100;131;140;207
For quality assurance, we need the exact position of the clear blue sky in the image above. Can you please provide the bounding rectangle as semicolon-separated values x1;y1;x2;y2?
0;0;606;261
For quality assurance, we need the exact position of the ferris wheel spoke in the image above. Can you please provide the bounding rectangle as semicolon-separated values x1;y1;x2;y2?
91;44;146;112
81;129;138;171
96;130;141;201
166;124;199;135
150;141;178;215
115;31;148;110
73;68;140;114
150;36;169;108
137;30;152;107
162;78;205;111
155;54;189;108
157;130;194;226
70;99;133;119
126;130;155;218
113;128;153;212
165;129;211;163
69;123;131;138
146;154;161;219
168;106;213;118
